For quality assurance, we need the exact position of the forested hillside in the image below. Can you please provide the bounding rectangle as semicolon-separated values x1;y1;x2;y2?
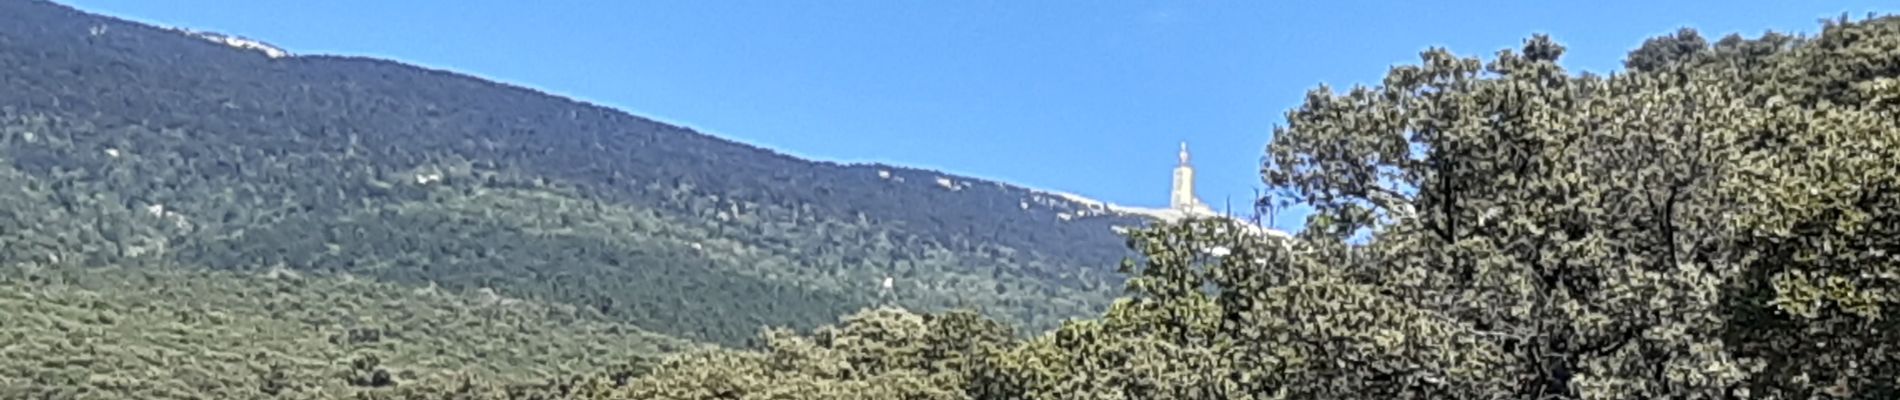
0;0;1158;345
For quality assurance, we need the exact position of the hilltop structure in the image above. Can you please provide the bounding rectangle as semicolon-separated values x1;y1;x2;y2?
1169;142;1214;215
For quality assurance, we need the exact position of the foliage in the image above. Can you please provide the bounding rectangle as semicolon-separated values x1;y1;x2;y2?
616;218;1511;400
613;308;1000;400
0;263;693;399
1263;15;1900;399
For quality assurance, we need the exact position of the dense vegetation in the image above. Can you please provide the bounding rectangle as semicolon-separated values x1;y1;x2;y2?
5;0;1899;398
0;0;1150;345
0;264;693;399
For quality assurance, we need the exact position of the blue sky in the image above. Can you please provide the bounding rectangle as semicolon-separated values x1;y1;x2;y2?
65;1;1896;230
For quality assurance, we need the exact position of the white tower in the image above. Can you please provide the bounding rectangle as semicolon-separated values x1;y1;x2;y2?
1170;142;1199;212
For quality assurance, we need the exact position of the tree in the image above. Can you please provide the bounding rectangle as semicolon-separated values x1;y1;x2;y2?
1716;15;1900;398
1264;17;1900;399
617;308;976;400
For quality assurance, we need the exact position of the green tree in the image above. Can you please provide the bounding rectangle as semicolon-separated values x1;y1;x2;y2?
1264;17;1900;399
618;308;976;400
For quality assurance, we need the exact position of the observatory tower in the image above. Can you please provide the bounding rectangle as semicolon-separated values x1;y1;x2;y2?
1170;142;1202;212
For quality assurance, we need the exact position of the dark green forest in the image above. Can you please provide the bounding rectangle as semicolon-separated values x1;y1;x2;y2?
4;0;1899;398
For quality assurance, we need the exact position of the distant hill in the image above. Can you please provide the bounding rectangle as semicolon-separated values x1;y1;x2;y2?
0;0;1180;345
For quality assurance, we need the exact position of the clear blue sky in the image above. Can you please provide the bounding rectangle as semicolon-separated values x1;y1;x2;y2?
64;1;1896;230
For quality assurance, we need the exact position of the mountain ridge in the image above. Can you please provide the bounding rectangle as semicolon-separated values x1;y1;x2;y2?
67;0;1176;218
3;0;1151;248
0;0;1217;345
62;1;1212;224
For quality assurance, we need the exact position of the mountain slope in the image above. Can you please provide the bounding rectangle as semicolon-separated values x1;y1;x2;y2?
0;264;694;399
0;0;1171;344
